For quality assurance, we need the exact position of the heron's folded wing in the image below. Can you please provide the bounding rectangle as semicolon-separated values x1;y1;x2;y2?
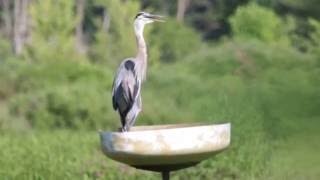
112;60;139;111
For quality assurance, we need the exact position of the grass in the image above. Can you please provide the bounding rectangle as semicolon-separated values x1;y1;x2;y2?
0;130;158;180
262;118;320;180
0;125;319;180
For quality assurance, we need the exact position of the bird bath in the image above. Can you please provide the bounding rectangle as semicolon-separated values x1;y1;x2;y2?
99;123;231;180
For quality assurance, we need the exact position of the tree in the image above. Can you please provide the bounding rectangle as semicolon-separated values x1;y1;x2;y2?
27;0;80;61
0;0;30;55
176;0;191;22
13;0;30;55
89;0;140;66
76;0;87;54
0;0;13;39
276;0;320;18
229;3;289;44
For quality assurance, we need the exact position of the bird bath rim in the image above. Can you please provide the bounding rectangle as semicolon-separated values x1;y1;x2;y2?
123;122;219;132
99;122;231;170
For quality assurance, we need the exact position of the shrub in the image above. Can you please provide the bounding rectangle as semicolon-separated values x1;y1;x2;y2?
229;3;289;44
150;19;201;63
0;38;14;60
89;0;141;67
27;0;85;62
309;18;320;57
1;60;117;130
9;84;114;130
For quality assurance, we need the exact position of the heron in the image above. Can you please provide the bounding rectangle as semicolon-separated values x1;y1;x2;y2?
112;12;164;132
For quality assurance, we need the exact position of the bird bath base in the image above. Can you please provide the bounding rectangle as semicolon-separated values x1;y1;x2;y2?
135;162;199;180
99;123;231;180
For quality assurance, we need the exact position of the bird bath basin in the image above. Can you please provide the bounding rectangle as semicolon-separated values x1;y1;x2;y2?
99;123;231;179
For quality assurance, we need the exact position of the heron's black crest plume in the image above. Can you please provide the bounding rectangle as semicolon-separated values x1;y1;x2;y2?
135;12;144;19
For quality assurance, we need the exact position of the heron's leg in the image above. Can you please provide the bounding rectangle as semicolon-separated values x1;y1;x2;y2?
125;117;137;131
125;103;141;131
132;101;142;126
128;113;138;127
123;120;130;131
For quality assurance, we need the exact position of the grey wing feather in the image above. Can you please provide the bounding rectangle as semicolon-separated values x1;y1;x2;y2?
112;60;140;112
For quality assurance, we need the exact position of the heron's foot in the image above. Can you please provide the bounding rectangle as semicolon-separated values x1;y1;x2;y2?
121;126;130;132
122;125;132;132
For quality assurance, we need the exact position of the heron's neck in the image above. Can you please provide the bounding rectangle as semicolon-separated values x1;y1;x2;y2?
135;32;147;61
134;22;147;80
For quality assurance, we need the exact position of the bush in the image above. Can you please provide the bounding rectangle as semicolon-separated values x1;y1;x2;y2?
150;19;201;63
1;60;117;130
27;0;82;62
309;18;320;57
229;3;289;44
0;38;14;60
9;84;114;130
89;0;140;67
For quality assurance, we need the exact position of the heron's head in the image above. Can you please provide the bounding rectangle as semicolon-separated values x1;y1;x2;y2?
134;12;165;24
134;12;164;35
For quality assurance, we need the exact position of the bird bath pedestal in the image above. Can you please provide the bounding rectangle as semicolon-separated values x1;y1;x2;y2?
99;123;231;180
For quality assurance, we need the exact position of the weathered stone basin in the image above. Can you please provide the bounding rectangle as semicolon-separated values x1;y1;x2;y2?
99;123;231;172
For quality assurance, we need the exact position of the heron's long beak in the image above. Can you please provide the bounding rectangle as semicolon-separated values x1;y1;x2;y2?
147;14;165;22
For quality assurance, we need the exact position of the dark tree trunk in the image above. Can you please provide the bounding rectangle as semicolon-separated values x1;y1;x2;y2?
176;0;191;22
13;0;29;55
102;9;110;32
1;0;13;38
76;0;87;54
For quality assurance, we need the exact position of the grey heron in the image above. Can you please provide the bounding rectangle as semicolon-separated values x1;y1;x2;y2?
112;12;164;132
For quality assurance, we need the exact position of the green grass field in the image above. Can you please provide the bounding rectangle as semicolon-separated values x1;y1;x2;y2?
262;118;320;180
1;122;319;180
0;131;156;180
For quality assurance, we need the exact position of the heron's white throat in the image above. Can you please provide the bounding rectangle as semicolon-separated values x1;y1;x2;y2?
134;21;146;37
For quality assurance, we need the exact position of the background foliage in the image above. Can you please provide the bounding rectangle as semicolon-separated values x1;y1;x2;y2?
0;0;319;179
